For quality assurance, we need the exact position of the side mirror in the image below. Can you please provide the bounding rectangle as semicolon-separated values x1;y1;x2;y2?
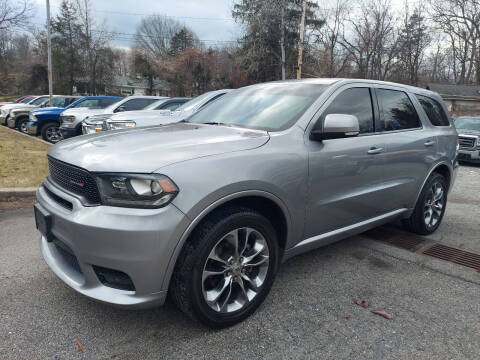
310;114;360;141
115;105;126;113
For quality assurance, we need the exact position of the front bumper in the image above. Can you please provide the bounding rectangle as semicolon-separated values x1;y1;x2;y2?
0;114;7;125
37;178;191;308
27;122;38;135
7;117;16;128
59;126;79;139
458;149;480;163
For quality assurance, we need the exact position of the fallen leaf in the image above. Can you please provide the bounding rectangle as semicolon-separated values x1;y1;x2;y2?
345;314;351;320
75;338;84;352
354;300;368;308
371;309;392;319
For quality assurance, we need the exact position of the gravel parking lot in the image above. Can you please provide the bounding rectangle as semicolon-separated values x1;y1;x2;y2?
1;165;479;360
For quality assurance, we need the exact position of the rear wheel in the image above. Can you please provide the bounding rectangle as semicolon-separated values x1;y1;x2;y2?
170;206;279;328
41;122;63;143
403;172;447;235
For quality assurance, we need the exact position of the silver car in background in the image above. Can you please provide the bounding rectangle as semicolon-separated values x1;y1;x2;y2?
453;116;480;163
35;79;457;328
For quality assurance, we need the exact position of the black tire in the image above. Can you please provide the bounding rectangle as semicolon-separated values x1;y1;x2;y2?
169;206;279;328
17;117;29;134
41;122;63;143
403;172;448;235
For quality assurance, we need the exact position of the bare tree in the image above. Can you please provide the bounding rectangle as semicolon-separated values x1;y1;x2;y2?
0;0;32;30
430;0;480;84
339;0;400;80
135;15;183;60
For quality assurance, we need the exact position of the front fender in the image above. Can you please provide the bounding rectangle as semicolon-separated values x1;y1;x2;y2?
161;189;292;291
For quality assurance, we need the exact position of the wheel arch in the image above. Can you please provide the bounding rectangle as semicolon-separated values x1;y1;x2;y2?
161;190;291;290
13;113;29;127
408;161;453;217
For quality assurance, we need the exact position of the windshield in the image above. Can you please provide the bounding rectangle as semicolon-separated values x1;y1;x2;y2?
185;84;328;131
145;99;168;110
455;117;480;131
176;92;216;112
30;97;48;105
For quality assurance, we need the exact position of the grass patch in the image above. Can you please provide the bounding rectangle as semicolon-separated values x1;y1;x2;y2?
0;126;51;188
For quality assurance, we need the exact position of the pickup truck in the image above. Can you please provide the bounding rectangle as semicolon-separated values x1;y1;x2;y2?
84;97;190;133
84;91;230;134
59;95;164;139
27;96;122;143
7;96;79;133
0;96;49;125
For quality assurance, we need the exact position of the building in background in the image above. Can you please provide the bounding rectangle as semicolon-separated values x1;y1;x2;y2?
427;83;480;115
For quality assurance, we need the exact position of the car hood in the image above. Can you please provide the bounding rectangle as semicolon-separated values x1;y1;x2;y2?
48;123;270;173
31;107;65;116
457;129;480;136
61;108;109;117
2;103;35;112
109;110;171;122
10;105;41;114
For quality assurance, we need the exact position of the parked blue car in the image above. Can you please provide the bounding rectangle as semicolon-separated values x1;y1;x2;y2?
27;96;122;143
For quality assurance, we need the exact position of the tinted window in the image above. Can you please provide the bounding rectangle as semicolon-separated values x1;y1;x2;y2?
416;95;450;126
377;89;420;131
185;84;328;131
320;87;374;134
158;102;183;111
120;98;157;111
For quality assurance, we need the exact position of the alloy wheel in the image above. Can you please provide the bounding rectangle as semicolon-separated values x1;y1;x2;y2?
19;121;28;134
423;181;445;229
46;126;62;143
201;227;270;313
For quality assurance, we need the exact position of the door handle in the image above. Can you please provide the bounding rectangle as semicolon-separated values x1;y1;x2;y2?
367;147;384;155
424;140;435;147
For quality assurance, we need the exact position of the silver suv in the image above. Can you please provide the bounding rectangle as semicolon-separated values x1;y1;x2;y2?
34;79;458;328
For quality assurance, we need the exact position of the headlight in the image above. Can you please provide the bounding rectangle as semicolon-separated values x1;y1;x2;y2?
29;114;37;122
61;115;76;126
96;173;179;208
476;137;480;147
107;120;136;130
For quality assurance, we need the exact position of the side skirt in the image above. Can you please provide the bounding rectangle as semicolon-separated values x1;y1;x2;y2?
282;208;409;261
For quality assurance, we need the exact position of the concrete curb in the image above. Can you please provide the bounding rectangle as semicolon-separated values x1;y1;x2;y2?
0;188;37;199
1;124;52;146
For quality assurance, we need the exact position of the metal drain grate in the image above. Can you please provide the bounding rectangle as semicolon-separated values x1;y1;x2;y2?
365;228;424;250
423;244;480;270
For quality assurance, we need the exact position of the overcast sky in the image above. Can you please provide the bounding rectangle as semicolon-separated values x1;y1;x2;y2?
32;0;242;48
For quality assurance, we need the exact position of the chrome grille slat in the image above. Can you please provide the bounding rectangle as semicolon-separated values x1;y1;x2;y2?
458;136;476;149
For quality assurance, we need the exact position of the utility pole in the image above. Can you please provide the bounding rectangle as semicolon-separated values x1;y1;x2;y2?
46;0;53;106
296;0;306;79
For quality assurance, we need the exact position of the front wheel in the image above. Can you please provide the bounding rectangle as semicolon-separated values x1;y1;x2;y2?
17;118;29;134
170;206;279;328
41;122;63;143
403;172;448;235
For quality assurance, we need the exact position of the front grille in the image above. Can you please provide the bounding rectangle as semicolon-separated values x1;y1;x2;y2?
458;136;476;149
48;156;101;204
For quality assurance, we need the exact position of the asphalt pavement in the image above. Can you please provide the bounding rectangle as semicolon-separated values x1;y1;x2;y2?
1;165;479;359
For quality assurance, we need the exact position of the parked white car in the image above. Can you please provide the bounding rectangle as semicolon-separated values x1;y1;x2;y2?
0;96;49;125
84;90;232;134
60;95;165;138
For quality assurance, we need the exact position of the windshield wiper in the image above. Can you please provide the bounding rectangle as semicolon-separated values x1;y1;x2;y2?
203;121;233;127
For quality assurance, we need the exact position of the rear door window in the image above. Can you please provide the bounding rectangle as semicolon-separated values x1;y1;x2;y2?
320;87;374;134
376;89;421;131
415;95;450;126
